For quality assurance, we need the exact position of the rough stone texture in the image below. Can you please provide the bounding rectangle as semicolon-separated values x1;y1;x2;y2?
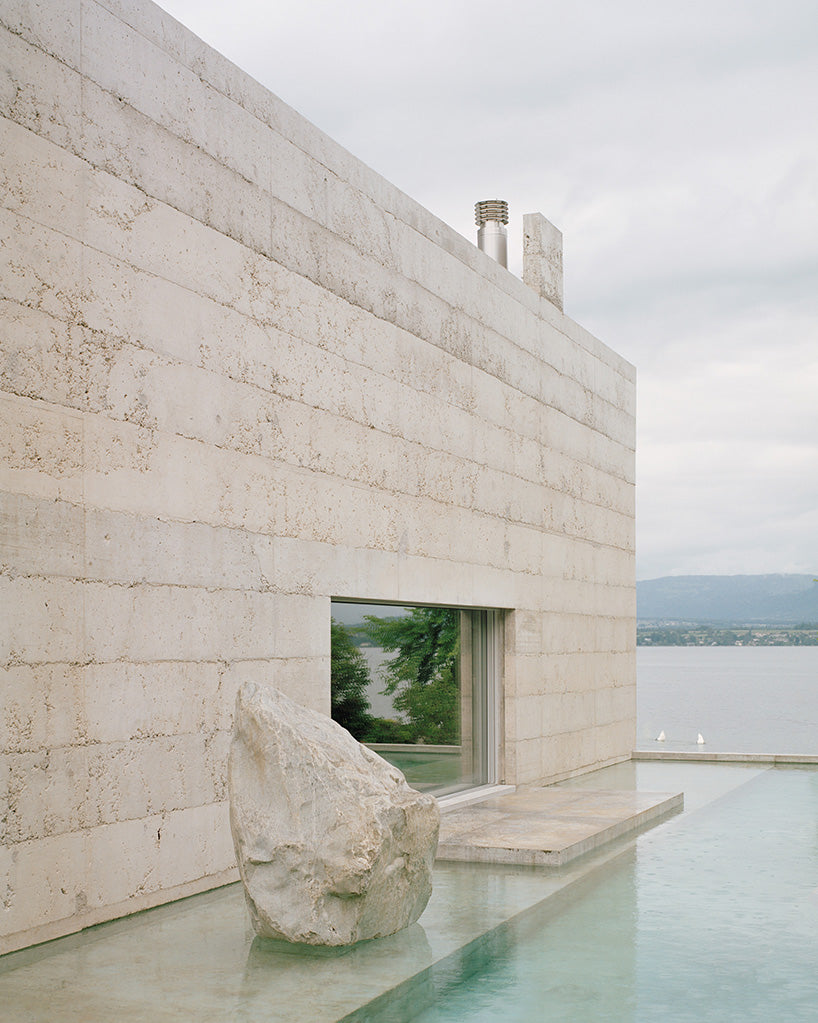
523;212;564;311
229;682;439;945
1;0;635;953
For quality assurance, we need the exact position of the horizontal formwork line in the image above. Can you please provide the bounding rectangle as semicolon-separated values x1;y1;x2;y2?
0;112;635;450
0;266;636;491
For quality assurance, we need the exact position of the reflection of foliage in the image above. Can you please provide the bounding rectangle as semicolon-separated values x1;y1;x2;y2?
363;608;460;744
330;620;373;736
366;717;415;743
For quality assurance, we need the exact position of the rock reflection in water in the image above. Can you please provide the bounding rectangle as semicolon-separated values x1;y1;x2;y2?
234;923;434;1023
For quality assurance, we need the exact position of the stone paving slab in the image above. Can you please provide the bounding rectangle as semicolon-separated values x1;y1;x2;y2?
633;750;818;764
437;786;684;866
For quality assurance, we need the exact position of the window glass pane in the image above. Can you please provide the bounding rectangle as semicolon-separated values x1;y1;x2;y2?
330;601;498;795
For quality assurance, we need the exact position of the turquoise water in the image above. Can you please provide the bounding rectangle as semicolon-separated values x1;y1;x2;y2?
3;764;815;1021
356;768;818;1022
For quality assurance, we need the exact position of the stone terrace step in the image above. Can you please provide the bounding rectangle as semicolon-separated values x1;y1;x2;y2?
437;786;684;866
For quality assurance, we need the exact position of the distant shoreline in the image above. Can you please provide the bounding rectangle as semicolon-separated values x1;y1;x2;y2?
637;624;818;646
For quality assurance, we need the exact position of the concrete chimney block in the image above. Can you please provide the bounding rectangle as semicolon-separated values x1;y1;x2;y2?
523;213;563;312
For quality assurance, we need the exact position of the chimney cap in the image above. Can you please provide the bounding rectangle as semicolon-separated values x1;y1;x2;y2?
475;200;509;227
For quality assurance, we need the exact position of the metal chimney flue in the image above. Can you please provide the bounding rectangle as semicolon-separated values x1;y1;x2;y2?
475;200;509;268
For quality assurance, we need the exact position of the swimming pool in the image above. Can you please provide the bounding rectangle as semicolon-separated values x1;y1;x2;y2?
346;764;818;1022
2;763;816;1021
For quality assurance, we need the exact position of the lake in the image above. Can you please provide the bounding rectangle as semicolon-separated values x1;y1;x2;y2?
637;646;818;754
361;642;818;757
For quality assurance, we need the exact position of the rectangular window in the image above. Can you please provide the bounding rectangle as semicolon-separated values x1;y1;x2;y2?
330;601;501;795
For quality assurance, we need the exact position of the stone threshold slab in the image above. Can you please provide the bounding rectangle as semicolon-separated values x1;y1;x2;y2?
437;786;684;866
633;750;818;764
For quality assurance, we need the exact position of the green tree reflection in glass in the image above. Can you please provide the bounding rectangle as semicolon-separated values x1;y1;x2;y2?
363;607;460;745
329;619;373;736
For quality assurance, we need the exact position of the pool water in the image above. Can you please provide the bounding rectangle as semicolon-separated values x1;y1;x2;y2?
3;764;816;1022
352;767;818;1022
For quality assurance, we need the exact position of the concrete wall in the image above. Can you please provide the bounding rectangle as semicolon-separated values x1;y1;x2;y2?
0;0;636;954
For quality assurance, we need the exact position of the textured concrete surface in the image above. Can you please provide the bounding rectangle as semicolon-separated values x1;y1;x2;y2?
438;786;683;865
523;212;564;311
1;0;636;952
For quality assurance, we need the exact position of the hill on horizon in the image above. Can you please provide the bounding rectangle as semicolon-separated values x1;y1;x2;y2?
637;573;818;624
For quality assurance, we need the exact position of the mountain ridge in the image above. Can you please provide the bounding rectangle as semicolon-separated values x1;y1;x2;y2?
637;573;818;624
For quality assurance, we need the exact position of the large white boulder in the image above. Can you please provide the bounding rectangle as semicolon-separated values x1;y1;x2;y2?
228;682;440;945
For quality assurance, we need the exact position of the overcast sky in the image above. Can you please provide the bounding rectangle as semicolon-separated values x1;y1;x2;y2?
161;0;817;580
